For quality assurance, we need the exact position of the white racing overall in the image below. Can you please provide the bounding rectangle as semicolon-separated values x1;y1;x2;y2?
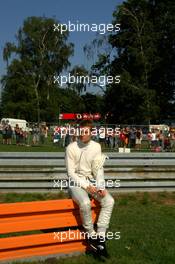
65;140;115;237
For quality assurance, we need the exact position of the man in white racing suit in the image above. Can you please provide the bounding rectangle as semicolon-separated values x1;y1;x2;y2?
65;120;115;257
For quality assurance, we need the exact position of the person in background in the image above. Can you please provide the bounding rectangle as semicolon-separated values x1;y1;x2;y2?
119;128;126;147
151;129;158;151
124;127;130;148
32;124;40;145
6;125;13;145
129;128;136;149
2;122;7;144
135;128;142;151
19;128;24;146
40;125;45;144
170;131;175;152
158;130;164;151
114;128;120;151
147;131;152;150
15;124;20;146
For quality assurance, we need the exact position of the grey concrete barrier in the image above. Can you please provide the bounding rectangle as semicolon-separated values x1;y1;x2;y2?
0;152;175;192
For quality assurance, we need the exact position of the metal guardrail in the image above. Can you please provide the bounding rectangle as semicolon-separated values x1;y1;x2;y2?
0;152;175;192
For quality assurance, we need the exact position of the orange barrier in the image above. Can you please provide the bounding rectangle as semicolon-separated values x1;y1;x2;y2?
0;199;100;262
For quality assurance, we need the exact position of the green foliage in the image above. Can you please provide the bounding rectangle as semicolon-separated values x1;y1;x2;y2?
1;16;74;122
68;65;89;95
81;93;104;114
2;1;175;124
91;0;175;124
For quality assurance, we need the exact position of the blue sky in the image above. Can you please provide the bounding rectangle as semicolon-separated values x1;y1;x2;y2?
0;0;123;92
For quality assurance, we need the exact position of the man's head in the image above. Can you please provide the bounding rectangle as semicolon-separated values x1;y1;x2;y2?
79;120;93;143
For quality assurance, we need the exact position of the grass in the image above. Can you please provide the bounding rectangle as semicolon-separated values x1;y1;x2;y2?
0;134;169;152
0;143;168;152
0;133;65;152
0;192;175;264
0;191;67;203
0;143;64;152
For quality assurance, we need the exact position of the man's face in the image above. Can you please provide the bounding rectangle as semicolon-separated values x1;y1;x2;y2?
79;126;91;143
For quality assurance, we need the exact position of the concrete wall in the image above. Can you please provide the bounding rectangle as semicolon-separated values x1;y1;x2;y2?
0;152;175;192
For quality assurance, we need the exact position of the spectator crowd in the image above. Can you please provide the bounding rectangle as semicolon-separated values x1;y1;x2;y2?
53;125;175;152
0;121;48;146
0;121;175;152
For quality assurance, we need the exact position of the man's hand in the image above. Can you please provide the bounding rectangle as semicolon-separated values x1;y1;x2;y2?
86;185;107;197
86;185;98;195
97;189;107;197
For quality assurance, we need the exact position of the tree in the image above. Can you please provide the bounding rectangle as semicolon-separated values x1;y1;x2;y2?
84;35;112;94
1;16;74;122
85;0;175;124
68;65;88;96
81;92;104;114
3;42;16;68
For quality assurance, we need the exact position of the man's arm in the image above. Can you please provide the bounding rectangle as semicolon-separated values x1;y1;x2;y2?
65;146;90;189
92;144;107;196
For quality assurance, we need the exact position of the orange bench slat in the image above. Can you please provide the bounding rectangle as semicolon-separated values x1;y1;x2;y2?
0;199;99;215
0;209;99;234
0;230;86;250
0;241;86;261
